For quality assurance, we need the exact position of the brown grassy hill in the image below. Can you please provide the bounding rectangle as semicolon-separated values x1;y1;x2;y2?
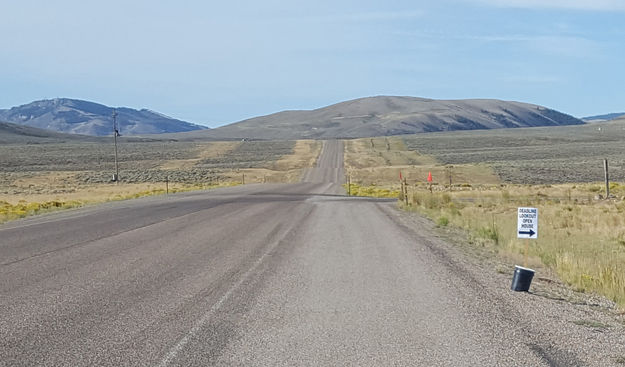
177;96;583;140
0;120;100;144
0;120;165;144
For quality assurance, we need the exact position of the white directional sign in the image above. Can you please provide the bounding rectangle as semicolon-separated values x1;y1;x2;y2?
517;207;538;239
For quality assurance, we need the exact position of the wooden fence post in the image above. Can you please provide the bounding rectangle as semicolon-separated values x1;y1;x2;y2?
347;175;351;196
604;159;609;199
404;178;409;205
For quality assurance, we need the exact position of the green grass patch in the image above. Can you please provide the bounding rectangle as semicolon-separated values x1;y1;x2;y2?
437;216;450;227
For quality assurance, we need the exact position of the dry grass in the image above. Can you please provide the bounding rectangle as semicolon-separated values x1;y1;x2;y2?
0;182;238;223
344;137;500;190
159;141;240;170
345;137;436;168
1;139;315;222
272;140;322;171
0;181;220;206
344;183;400;198
407;184;625;307
215;140;323;184
344;133;625;308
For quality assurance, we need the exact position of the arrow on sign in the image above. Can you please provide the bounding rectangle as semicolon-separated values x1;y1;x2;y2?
519;229;536;237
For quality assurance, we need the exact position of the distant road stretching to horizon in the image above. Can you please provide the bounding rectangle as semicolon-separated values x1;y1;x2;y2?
1;141;575;366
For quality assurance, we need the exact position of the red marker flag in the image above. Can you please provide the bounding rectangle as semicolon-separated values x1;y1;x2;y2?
399;171;403;181
427;171;432;182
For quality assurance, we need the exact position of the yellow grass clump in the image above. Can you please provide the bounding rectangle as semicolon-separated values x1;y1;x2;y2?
0;199;84;222
0;182;239;224
343;183;400;198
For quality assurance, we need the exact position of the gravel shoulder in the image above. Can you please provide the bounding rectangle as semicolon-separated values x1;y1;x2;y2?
390;205;625;366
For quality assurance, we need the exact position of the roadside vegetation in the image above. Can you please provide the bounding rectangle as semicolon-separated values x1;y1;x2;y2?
344;123;625;308
0;139;320;222
343;136;500;192
343;183;399;198
406;183;625;307
0;182;237;223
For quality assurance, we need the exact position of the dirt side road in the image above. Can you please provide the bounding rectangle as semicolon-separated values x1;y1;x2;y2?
0;140;623;366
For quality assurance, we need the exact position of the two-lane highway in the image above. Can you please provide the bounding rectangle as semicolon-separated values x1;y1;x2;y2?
1;141;575;366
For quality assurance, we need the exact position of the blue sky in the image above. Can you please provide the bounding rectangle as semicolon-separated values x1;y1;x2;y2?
1;0;623;127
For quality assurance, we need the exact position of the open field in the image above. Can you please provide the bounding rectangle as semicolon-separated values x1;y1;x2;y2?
0;139;320;220
344;136;500;189
343;121;625;308
403;119;625;184
209;140;322;184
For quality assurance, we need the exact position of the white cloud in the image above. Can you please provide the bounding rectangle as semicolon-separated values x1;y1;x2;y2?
292;10;425;23
470;0;625;11
463;34;601;57
392;29;603;59
500;75;561;84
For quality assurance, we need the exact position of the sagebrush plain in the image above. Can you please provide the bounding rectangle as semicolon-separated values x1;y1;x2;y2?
0;139;321;220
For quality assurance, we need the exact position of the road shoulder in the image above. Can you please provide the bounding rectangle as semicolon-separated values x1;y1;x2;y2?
382;203;625;366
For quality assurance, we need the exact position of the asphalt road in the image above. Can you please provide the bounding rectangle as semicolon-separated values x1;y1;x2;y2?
0;140;578;366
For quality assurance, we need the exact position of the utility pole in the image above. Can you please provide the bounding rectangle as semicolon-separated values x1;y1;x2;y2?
112;109;120;183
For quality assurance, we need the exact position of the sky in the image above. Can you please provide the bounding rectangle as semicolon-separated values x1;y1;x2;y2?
1;0;624;127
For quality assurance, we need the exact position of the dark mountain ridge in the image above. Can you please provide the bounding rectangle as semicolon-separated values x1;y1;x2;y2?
0;98;208;136
582;112;625;122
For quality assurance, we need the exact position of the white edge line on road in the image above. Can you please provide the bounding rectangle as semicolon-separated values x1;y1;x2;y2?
155;238;281;367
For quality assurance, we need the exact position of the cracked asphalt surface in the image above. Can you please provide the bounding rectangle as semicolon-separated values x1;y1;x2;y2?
0;140;616;366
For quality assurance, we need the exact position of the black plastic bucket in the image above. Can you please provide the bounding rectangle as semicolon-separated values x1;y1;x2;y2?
511;265;535;292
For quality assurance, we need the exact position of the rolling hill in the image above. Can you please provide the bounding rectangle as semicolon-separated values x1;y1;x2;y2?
0;120;168;144
0;120;99;144
582;112;625;122
0;98;208;136
179;96;584;140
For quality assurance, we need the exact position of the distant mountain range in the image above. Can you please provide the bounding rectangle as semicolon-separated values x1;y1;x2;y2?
177;96;584;140
0;98;208;136
582;112;625;122
1;96;587;140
